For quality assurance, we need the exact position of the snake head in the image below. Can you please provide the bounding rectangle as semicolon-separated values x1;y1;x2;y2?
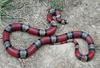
48;8;68;25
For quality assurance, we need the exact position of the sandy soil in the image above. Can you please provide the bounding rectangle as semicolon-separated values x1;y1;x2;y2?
0;0;100;68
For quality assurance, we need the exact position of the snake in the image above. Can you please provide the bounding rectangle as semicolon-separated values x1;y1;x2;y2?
2;8;95;62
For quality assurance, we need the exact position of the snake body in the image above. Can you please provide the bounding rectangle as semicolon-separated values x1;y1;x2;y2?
3;8;95;62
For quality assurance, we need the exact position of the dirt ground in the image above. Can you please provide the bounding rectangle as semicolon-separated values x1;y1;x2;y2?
0;0;100;68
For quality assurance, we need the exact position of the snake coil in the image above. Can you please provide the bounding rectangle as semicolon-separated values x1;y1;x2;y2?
3;8;95;62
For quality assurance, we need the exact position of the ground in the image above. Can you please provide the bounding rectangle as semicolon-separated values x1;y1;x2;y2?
0;0;100;68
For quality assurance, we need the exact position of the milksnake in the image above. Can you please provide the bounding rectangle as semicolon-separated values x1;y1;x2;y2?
2;8;95;62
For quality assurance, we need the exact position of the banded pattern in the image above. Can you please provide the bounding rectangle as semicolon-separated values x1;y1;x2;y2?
2;8;95;62
3;23;57;36
3;27;95;61
37;31;95;62
2;22;57;59
47;8;68;25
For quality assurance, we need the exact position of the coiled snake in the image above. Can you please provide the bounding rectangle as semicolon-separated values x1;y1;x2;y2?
2;8;95;62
